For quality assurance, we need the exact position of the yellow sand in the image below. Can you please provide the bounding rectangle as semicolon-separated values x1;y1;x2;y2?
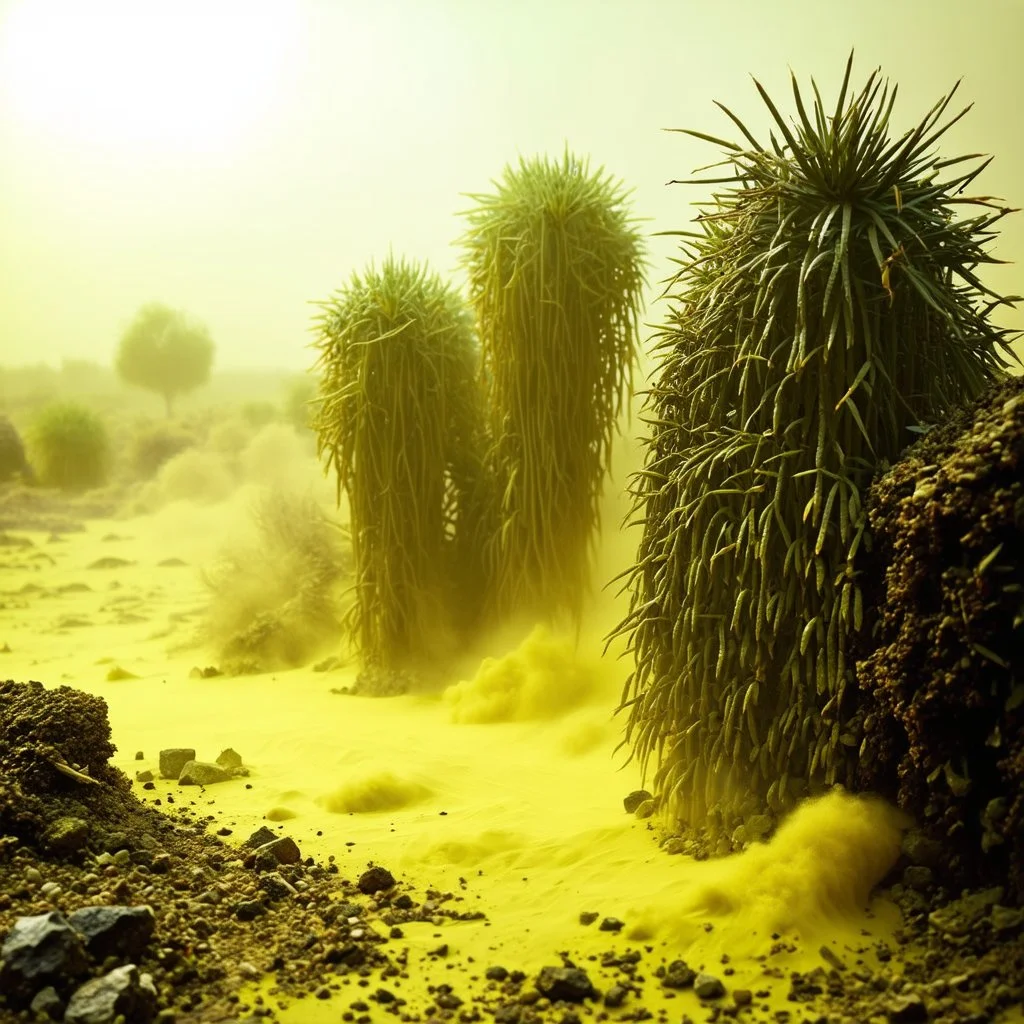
0;448;998;1020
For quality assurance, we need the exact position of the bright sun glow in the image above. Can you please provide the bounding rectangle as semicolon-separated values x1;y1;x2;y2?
0;0;302;157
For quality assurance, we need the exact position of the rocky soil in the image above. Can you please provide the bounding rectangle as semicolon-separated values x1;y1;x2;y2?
1;680;1023;1024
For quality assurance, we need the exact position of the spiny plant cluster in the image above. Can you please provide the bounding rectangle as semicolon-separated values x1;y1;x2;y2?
615;56;1018;828
313;258;486;674
460;151;646;623
312;157;645;680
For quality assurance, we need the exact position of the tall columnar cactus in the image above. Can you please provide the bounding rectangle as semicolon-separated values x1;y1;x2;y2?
615;57;1019;828
459;150;647;625
312;257;488;674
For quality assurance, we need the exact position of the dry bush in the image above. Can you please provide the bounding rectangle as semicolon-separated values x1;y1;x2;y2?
202;489;352;674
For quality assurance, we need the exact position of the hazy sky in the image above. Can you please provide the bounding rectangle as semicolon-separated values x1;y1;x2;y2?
2;0;1022;371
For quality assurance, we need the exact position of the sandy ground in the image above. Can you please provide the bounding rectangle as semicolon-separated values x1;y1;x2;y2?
1;467;1017;1022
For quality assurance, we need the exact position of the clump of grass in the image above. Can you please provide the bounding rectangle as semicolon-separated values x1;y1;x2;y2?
614;57;1019;828
459;149;646;625
312;256;488;675
29;402;111;492
202;489;352;674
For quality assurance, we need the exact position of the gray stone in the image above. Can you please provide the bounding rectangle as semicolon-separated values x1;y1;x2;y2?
243;826;277;849
177;760;231;786
694;972;726;1000
64;964;157;1024
159;748;195;779
68;905;155;960
29;985;63;1021
0;912;88;993
358;865;395;894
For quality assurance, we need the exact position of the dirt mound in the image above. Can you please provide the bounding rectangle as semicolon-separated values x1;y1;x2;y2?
855;376;1024;903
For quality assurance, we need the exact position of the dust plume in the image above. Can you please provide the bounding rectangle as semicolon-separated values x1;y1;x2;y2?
628;790;908;946
443;623;612;724
318;770;433;814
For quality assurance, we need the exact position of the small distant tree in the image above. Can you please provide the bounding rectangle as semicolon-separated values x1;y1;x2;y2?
116;302;215;416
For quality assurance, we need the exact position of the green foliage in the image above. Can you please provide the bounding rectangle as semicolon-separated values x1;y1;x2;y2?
312;257;488;673
203;490;352;674
615;57;1019;826
856;378;1024;902
29;402;110;492
115;302;215;416
459;150;646;624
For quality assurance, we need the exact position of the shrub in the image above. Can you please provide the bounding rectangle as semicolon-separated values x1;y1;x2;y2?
203;489;352;674
312;256;488;676
29;402;110;492
613;57;1017;828
459;150;646;624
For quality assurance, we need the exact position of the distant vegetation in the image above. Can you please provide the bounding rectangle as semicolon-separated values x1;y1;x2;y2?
29;402;110;492
115;302;215;416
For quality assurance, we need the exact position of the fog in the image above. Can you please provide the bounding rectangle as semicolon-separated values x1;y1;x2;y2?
2;0;1022;371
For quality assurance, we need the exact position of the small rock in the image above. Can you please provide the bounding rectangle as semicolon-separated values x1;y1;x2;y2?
604;984;628;1008
819;945;847;971
235;900;266;922
693;973;726;1000
598;916;624;932
159;748;196;780
901;831;944;869
990;905;1023;933
663;960;696;989
216;747;243;769
732;989;753;1007
68;905;156;960
135;769;154;783
64;964;158;1024
885;992;928;1022
358;865;396;894
41;816;90;854
252;836;301;866
622;790;653;814
243;826;277;849
535;966;596;1003
259;872;298;901
134;751;144;760
634;799;656;819
30;985;64;1021
578;911;599;926
902;865;934;891
0;912;89;996
177;760;231;786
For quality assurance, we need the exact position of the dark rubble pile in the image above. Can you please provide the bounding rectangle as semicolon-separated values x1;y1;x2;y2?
0;679;488;1023
854;376;1024;903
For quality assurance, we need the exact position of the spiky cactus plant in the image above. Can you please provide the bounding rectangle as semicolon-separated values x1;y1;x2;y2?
615;56;1019;829
459;151;647;625
312;257;487;677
